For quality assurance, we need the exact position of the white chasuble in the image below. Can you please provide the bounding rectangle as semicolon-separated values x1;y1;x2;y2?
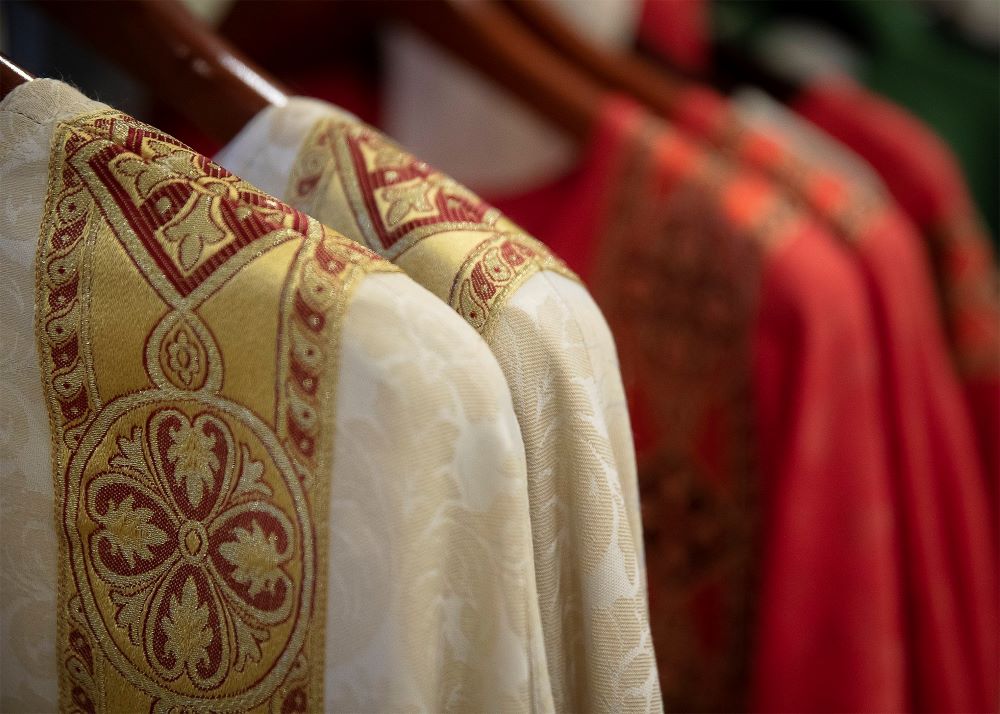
0;79;551;713
217;98;661;713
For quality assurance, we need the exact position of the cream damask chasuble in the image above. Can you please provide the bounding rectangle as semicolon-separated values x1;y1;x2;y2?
217;98;662;712
0;79;553;713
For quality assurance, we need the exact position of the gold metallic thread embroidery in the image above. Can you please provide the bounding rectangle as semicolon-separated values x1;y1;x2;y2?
286;117;578;335
449;233;572;337
36;110;394;713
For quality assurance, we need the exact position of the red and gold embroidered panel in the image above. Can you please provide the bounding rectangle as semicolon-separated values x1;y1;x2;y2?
288;119;500;259
675;92;887;245
590;113;797;712
36;111;394;713
286;117;577;336
683;92;1000;390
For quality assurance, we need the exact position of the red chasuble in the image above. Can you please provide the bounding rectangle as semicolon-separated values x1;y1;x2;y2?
637;5;998;540
493;96;906;713
655;82;999;714
793;78;1000;516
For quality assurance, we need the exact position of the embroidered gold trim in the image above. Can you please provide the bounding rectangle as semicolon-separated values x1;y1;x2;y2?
287;116;579;334
928;211;1000;379
448;232;573;337
36;109;395;713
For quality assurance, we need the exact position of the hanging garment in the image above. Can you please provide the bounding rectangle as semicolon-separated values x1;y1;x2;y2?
793;77;1000;519
737;91;1000;709
720;0;1000;240
215;97;661;714
637;7;999;531
492;95;905;713
0;79;554;713
638;0;1000;239
636;2;1000;483
621;80;999;713
740;82;1000;502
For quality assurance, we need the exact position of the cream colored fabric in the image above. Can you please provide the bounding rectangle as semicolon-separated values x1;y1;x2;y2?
217;99;660;712
0;79;551;713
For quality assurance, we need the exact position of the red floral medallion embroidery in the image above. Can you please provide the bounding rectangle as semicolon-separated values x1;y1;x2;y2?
35;110;389;712
83;408;297;690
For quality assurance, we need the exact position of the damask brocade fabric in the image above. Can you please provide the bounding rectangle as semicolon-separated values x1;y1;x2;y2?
633;79;997;712
0;79;553;713
491;96;906;713
215;98;661;713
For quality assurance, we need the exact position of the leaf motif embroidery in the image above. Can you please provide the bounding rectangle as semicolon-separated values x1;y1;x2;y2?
162;576;213;672
166;420;219;509
162;193;228;272
112;590;148;646
114;154;173;200
110;427;148;476
100;493;169;568
382;182;434;227
218;520;286;597
149;144;203;181
233;618;268;673
233;445;272;499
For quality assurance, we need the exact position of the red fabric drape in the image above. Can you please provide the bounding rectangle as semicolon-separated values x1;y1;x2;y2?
629;24;999;700
493;96;906;712
795;78;1000;517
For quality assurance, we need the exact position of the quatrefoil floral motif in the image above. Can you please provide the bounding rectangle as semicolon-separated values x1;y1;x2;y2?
85;408;297;689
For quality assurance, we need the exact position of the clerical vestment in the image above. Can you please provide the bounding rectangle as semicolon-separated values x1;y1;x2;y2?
794;78;1000;516
492;96;906;713
0;79;554;713
659;82;999;714
734;87;1000;711
215;97;661;713
638;6;1000;483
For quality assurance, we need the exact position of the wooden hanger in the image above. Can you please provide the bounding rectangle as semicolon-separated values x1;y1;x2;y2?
0;54;33;100
215;0;604;144
502;0;689;116
502;0;798;112
33;0;288;143
349;0;605;144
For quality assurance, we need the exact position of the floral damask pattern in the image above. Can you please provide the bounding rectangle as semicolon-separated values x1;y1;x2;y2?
254;105;661;711
6;82;556;714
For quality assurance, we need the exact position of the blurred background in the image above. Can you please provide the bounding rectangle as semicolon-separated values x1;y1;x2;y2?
2;0;997;240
